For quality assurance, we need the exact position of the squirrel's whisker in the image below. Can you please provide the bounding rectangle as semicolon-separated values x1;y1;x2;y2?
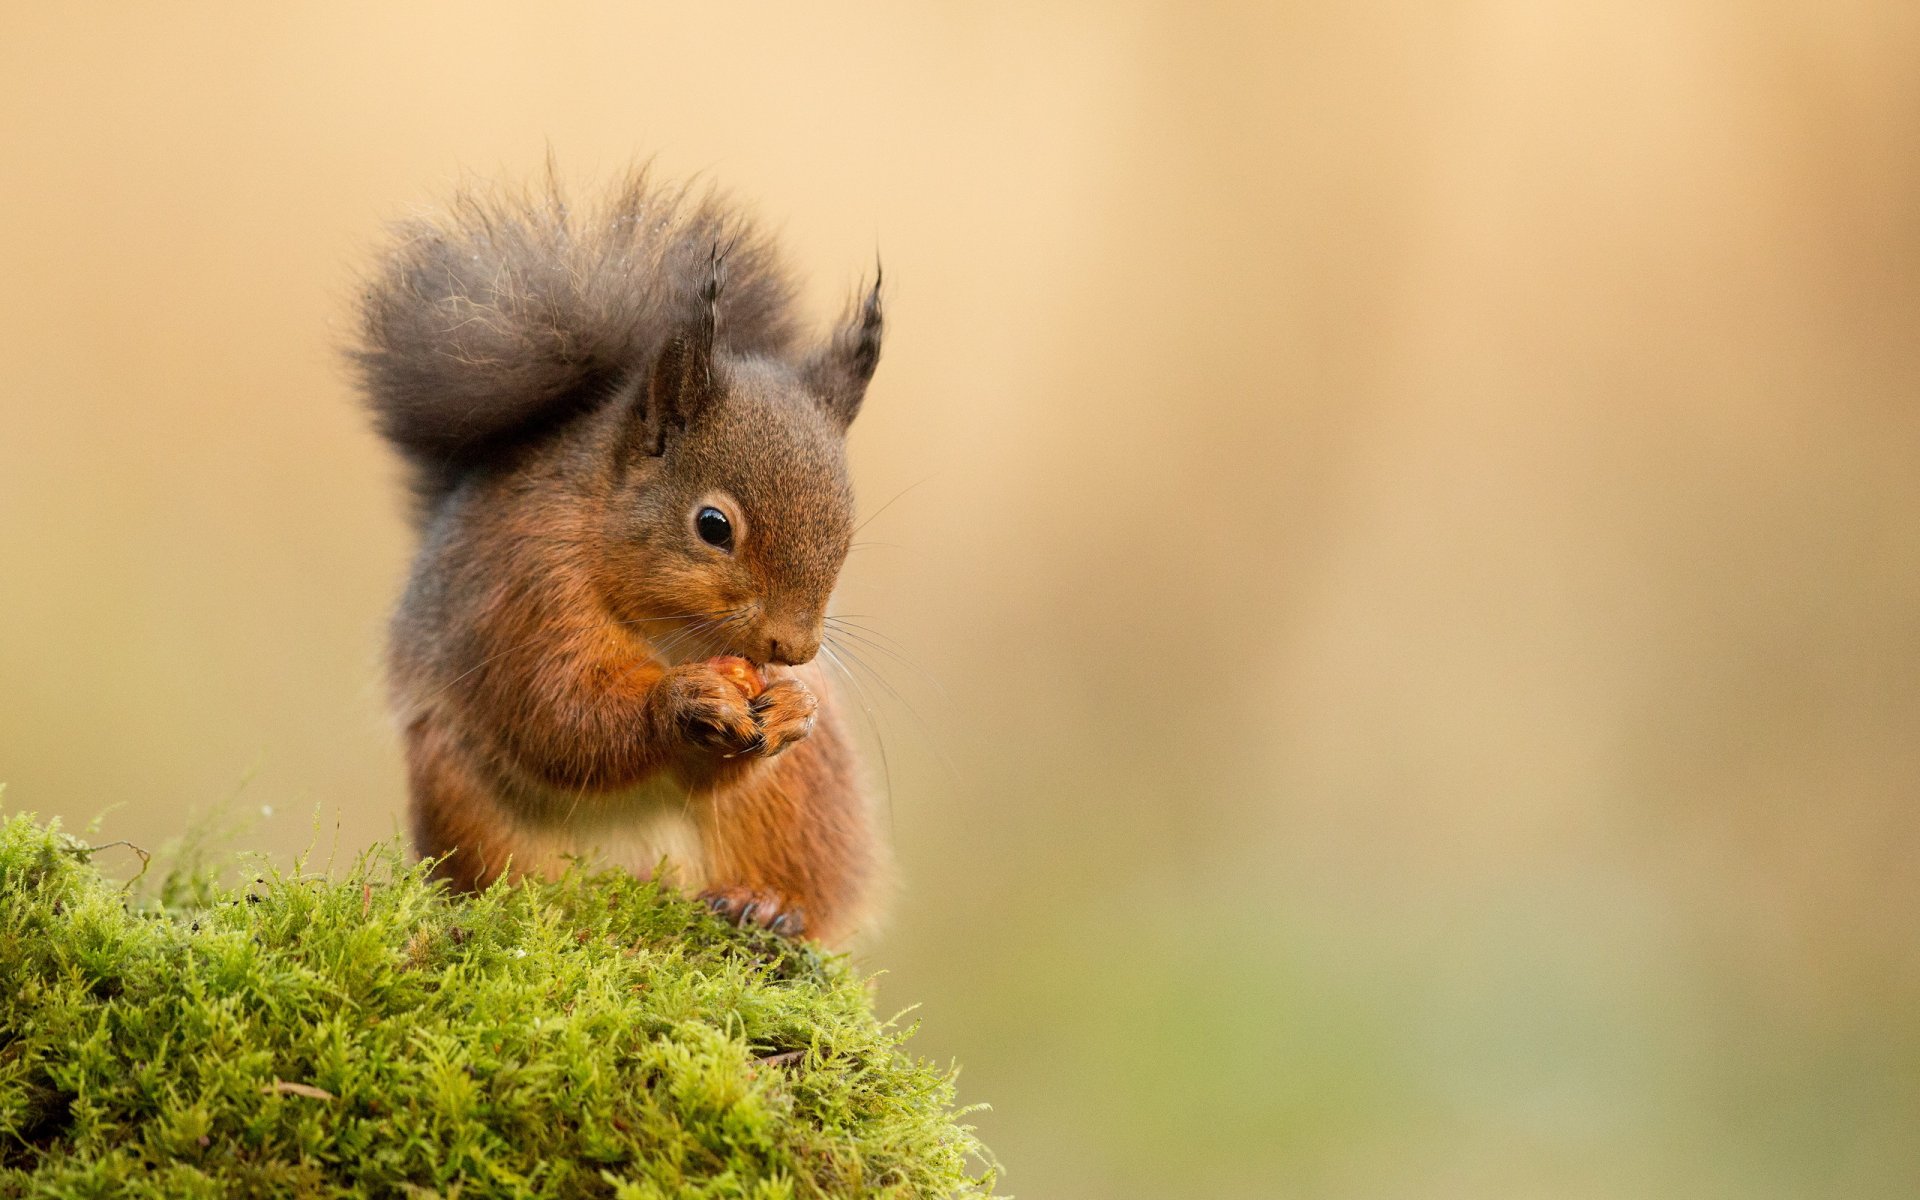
819;643;894;831
822;636;963;785
851;474;936;536
822;618;950;703
651;615;727;665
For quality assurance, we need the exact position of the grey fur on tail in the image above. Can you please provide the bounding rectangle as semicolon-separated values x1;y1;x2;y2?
349;168;799;511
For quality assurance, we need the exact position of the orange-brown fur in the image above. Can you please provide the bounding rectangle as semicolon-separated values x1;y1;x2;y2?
352;171;885;946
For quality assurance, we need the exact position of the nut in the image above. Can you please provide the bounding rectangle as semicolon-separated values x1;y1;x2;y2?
707;655;766;699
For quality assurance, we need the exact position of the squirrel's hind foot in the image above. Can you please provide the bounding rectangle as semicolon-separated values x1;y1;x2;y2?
699;887;807;938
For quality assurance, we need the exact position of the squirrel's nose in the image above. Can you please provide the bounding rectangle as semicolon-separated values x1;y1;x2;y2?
764;630;819;666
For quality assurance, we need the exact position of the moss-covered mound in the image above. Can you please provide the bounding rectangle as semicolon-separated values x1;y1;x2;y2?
0;812;993;1198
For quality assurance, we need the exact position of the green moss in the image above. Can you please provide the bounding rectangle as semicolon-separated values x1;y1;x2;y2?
0;811;995;1199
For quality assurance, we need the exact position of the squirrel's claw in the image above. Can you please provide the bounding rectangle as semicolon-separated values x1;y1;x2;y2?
747;679;819;758
700;888;807;939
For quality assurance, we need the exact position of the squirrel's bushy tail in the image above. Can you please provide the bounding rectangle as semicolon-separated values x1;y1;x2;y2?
350;168;798;508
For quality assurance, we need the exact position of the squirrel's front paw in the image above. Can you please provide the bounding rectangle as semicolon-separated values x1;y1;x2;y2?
750;678;818;757
655;661;761;756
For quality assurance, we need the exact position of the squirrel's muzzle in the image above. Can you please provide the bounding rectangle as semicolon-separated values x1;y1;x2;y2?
761;626;821;667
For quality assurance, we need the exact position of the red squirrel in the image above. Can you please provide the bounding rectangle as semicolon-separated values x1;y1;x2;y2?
349;171;883;945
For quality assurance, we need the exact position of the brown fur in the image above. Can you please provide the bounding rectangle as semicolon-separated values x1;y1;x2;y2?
352;170;886;946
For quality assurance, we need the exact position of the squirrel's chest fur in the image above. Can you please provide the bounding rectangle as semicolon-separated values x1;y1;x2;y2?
486;773;712;891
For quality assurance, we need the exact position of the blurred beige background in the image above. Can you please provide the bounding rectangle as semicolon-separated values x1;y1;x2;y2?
4;3;1919;1196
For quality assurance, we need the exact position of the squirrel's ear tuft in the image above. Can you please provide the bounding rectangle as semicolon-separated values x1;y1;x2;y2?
805;266;883;430
632;246;725;455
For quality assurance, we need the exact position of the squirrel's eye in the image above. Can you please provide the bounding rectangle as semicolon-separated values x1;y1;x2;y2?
695;506;734;551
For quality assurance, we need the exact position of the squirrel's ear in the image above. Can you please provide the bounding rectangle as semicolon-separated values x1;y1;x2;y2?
632;329;712;455
631;247;725;456
805;267;883;430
